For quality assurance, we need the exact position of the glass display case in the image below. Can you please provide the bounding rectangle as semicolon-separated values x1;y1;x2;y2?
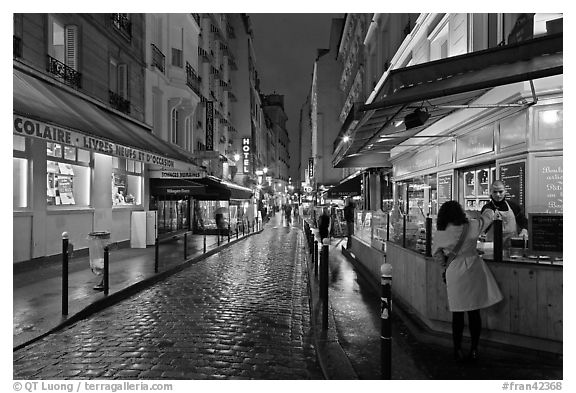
462;165;496;211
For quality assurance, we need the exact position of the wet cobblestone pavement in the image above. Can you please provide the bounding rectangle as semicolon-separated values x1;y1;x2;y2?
13;219;323;380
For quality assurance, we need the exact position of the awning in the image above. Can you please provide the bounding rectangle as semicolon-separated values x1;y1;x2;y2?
13;68;198;169
333;33;563;168
149;178;206;197
326;174;362;199
221;180;253;200
193;176;232;200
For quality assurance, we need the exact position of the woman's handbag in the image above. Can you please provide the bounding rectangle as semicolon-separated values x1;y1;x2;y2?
442;222;469;283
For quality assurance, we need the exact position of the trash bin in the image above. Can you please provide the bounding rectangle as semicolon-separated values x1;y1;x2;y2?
87;231;111;275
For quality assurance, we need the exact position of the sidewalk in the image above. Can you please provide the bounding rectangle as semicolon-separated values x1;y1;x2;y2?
13;228;261;349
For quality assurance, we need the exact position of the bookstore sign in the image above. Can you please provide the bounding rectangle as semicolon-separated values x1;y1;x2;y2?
14;115;182;169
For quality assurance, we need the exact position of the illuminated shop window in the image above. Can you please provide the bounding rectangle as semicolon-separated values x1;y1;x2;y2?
13;135;28;209
112;157;142;206
46;142;91;206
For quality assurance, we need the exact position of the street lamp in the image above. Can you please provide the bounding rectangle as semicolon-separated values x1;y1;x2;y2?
233;153;240;162
263;167;268;174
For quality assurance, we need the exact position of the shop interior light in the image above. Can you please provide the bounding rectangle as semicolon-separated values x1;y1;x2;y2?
404;108;430;130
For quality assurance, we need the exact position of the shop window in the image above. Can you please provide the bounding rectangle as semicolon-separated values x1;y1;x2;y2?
46;142;91;206
13;157;28;208
111;157;142;206
461;164;496;212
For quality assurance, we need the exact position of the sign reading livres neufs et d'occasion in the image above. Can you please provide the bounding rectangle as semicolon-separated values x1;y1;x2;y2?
13;115;177;169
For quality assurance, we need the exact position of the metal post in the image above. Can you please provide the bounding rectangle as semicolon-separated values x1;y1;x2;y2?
104;245;110;296
386;212;390;241
314;240;319;277
218;229;221;246
228;224;231;243
321;240;329;330
425;216;432;257
184;232;188;260
402;214;407;248
236;223;239;239
381;263;393;380
242;222;245;236
61;232;69;315
203;232;207;254
494;216;503;262
154;237;159;273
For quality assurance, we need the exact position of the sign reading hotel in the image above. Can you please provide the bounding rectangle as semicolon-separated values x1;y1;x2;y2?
242;138;251;174
14;115;180;169
206;101;214;151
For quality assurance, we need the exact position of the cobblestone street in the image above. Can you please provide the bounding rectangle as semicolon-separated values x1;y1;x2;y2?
13;219;323;380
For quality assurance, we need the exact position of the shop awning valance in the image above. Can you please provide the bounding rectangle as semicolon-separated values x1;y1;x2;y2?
193;176;232;200
333;33;563;168
221;180;253;200
13;68;198;169
149;178;206;197
326;174;362;199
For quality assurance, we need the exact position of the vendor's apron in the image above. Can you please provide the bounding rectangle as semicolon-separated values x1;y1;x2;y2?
486;201;517;247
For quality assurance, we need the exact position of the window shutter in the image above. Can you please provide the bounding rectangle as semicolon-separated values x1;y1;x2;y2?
109;59;118;91
118;64;127;98
65;25;78;70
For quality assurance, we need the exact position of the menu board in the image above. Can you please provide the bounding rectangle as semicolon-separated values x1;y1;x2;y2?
499;161;525;208
528;213;562;253
533;156;563;213
437;174;452;208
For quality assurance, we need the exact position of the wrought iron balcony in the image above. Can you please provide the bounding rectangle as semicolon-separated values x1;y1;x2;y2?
226;23;236;39
109;90;130;114
198;47;212;62
227;91;237;102
14;35;22;58
111;14;132;39
190;13;201;25
186;62;202;96
47;55;81;88
219;79;231;90
151;44;165;73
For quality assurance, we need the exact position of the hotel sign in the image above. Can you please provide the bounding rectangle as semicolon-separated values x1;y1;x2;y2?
13;115;180;169
242;138;251;174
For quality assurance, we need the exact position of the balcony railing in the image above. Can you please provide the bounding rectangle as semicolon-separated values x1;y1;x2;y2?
198;47;211;62
109;90;130;114
227;91;237;102
14;35;22;58
47;55;81;88
190;13;201;25
226;23;236;39
111;14;132;39
151;44;165;73
186;62;202;96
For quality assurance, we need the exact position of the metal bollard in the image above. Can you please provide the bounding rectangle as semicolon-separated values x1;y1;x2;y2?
154;237;159;273
425;216;432;257
228;224;231;243
386;212;390;241
104;245;110;296
203;233;207;254
62;232;69;315
242;222;245;236
381;263;392;379
321;239;329;330
494;216;503;262
403;214;407;248
314;240;319;277
184;232;188;260
236;223;239;239
218;229;221;246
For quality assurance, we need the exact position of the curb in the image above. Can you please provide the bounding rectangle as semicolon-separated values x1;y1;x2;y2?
298;229;358;380
13;229;263;352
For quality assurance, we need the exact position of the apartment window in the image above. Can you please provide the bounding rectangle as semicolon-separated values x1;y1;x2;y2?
171;108;179;145
109;58;128;99
112;157;142;206
48;17;78;70
46;142;91;206
172;48;183;68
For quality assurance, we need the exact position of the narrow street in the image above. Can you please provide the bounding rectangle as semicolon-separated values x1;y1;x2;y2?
13;215;323;380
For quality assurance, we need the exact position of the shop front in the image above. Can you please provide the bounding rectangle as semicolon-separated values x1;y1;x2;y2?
13;67;201;264
334;33;562;353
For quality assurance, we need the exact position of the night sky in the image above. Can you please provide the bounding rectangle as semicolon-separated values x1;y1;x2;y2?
249;13;344;181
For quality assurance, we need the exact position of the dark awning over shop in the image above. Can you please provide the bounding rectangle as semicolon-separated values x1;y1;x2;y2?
221;180;253;200
13;68;198;168
333;33;563;168
193;176;232;201
326;174;362;199
149;178;206;198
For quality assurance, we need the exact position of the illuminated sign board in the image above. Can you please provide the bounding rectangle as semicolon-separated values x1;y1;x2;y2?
242;138;251;174
13;115;180;169
206;101;214;151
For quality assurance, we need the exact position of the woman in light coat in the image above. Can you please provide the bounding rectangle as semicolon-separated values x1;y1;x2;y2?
433;200;503;362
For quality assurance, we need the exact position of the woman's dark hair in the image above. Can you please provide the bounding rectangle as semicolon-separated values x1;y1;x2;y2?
436;200;468;230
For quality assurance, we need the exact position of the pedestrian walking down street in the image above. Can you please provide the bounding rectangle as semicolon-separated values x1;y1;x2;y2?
318;207;331;243
343;200;355;249
284;204;292;225
432;200;503;363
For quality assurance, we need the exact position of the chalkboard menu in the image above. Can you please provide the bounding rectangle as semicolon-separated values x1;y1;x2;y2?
499;161;525;208
528;213;562;253
437;174;452;208
533;156;563;213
